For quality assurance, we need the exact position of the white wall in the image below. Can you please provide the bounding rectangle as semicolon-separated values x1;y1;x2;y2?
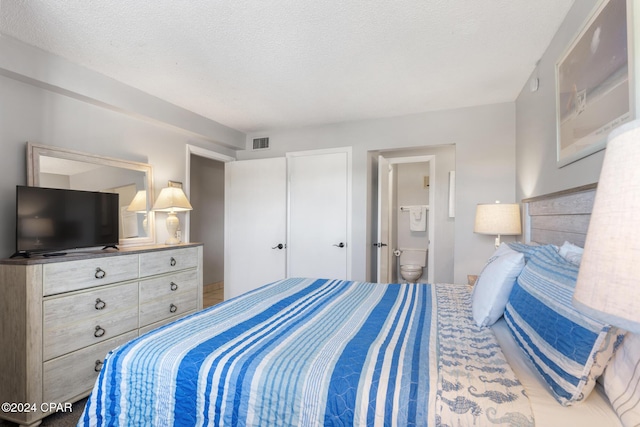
0;37;242;258
516;0;640;199
1;35;518;284
243;103;517;283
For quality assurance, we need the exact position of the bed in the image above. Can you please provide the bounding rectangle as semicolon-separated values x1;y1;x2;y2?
79;184;635;426
79;279;533;426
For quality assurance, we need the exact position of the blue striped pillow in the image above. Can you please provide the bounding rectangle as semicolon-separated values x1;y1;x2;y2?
504;245;623;406
507;242;557;262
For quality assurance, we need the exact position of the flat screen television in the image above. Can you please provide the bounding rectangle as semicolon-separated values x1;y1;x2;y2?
13;185;120;257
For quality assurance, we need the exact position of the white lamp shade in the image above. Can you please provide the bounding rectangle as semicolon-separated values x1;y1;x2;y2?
574;120;640;333
152;187;192;212
474;203;522;235
126;190;148;212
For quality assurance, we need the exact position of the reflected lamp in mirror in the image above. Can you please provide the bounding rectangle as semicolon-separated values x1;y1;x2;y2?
153;185;192;245
573;119;640;334
20;217;54;248
474;202;522;248
127;190;148;234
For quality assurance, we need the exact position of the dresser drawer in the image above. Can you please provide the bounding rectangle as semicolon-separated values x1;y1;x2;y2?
43;254;139;295
139;247;199;277
139;272;198;327
43;331;137;404
43;282;139;360
139;269;198;303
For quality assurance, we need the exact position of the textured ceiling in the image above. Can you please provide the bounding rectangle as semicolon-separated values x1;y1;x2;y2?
0;0;574;133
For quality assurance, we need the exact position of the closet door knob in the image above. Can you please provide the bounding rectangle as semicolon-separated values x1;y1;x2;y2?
333;242;346;248
272;243;285;250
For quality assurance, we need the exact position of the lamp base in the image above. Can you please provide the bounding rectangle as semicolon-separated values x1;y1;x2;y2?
165;236;180;245
164;211;181;245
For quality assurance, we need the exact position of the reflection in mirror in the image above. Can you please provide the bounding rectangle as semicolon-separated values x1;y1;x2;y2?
27;143;155;246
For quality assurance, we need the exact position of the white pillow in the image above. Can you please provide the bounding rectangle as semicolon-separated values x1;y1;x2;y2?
603;333;640;427
558;241;583;266
472;243;525;327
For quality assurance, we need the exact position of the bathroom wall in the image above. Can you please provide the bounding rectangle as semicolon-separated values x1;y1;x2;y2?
395;161;430;281
375;144;455;283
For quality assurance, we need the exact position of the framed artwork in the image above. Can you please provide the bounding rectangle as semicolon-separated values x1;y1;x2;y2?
555;0;632;167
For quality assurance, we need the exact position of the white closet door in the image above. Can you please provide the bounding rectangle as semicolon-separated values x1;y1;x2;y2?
288;151;348;279
224;157;287;299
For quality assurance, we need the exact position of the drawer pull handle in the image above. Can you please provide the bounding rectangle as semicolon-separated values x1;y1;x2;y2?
94;325;106;338
95;268;106;279
170;257;177;267
94;298;107;310
169;303;178;313
170;282;178;291
94;359;104;372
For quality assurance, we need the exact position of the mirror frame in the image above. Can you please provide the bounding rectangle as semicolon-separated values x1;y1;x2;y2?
27;142;156;247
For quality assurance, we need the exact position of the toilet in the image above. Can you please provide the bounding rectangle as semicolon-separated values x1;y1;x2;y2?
399;248;427;282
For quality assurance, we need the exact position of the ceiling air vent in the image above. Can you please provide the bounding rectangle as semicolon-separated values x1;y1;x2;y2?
252;137;270;150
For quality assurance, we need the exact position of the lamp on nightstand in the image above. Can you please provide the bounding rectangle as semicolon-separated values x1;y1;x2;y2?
573;119;640;334
153;183;192;245
474;201;522;248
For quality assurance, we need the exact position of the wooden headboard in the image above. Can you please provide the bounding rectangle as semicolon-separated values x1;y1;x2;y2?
522;183;597;247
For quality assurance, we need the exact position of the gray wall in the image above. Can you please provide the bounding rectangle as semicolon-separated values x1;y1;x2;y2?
243;103;517;284
0;36;241;257
4;0;624;283
189;155;225;284
516;0;640;200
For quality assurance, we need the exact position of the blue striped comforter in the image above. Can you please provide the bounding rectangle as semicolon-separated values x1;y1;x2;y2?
79;278;533;426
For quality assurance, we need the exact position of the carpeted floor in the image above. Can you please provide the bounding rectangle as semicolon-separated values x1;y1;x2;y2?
0;397;86;427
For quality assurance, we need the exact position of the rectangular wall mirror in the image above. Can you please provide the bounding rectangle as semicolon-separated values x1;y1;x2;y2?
27;142;156;247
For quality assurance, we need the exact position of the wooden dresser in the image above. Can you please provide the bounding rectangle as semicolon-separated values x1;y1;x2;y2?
0;243;203;427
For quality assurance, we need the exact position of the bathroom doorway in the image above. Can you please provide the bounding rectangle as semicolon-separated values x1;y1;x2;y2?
376;155;435;284
370;144;455;284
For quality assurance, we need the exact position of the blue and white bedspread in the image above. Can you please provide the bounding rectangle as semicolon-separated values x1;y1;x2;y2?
79;278;533;426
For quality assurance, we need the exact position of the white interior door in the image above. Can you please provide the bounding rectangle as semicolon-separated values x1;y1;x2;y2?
376;156;391;282
288;150;349;279
224;157;287;299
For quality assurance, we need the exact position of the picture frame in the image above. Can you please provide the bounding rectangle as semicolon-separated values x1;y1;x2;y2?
555;0;633;167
